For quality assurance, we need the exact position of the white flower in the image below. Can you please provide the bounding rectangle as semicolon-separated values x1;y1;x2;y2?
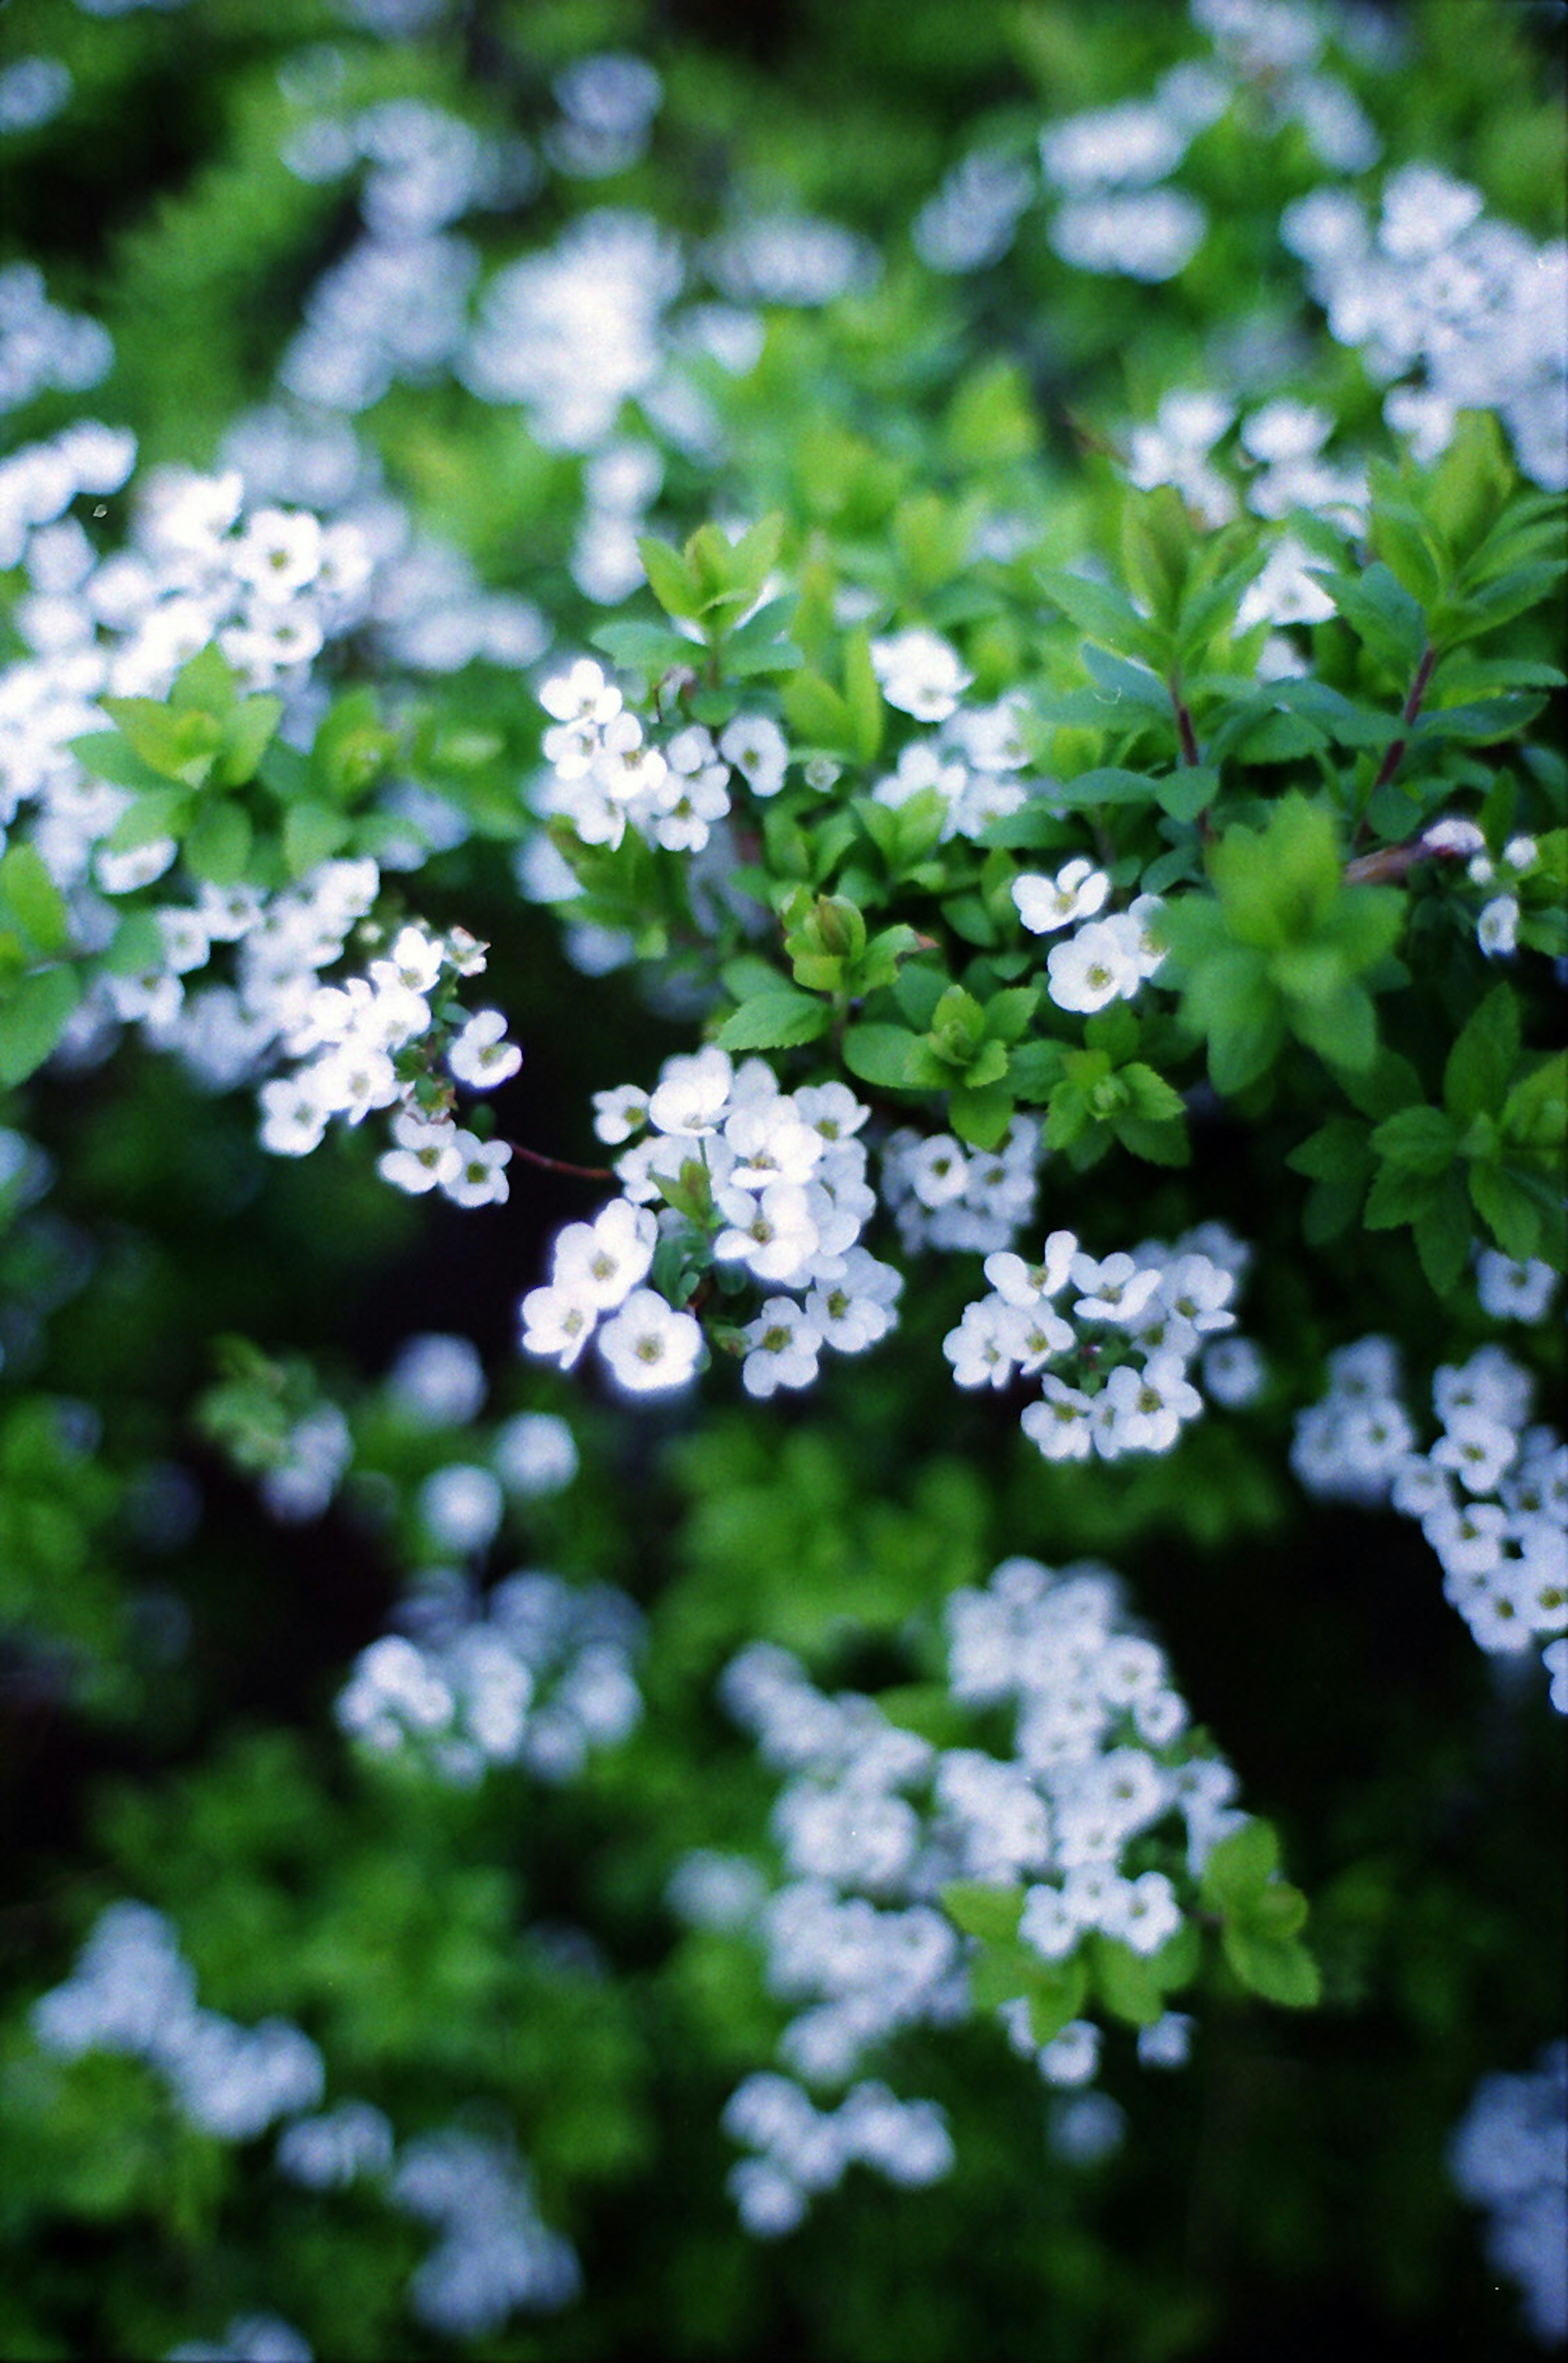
597;1287;703;1393
742;1299;823;1397
539;657;622;726
1477;895;1519;958
1020;1378;1096;1461
1475;1250;1557;1324
804;1250;902;1354
518;1281;596;1370
719;712;789;797
1045;916;1145;1013
713;1180;820;1283
379;1111;463;1195
592;1084;649;1144
258;1078;329;1157
552;1199;657;1310
441;1133;511;1208
1012;858;1110;935
943;1298;1030;1389
647;1045;733;1136
448;1009;523;1089
869;628;971;722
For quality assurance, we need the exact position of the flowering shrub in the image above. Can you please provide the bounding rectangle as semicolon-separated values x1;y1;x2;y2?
0;0;1563;2355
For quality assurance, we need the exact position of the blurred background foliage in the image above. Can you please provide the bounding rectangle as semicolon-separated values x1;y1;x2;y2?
0;0;1564;2356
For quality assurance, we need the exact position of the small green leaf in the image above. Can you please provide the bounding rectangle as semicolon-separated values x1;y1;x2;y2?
715;991;831;1051
1221;1926;1322;2009
1370;1105;1460;1176
183;799;254;887
0;845;69;957
842;1023;947;1091
0;965;81;1087
637;534;704;623
1089;1935;1164;2027
940;1884;1025;1944
283;802;353;877
1443;983;1519;1124
1200;1817;1279;1909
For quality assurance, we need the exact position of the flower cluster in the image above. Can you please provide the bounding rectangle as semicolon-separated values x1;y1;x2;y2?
722;2073;954;2239
534;657;752;855
1011;863;1169;1014
706;1554;1247;2230
1293;1334;1566;1699
1282;163;1568;493
255;917;523;1210
521;1046;897;1400
391;2131;581;2337
0;262;111;414
336;1569;644;1786
1449;2040;1568;2346
31;1903;325;2141
879;1117;1043;1258
945;1224;1250;1464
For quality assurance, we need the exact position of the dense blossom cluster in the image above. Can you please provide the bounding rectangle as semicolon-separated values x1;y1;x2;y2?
336;1569;644;1786
722;2073;954;2238
390;2131;581;2336
521;1045;898;1399
705;1555;1243;2232
31;1903;325;2140
880;1116;1043;1258
1283;165;1568;492
1292;1326;1566;1702
1448;2040;1568;2346
946;1223;1252;1464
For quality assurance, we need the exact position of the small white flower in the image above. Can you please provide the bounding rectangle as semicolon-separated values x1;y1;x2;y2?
553;1199;657;1311
719;712;789;797
1045;917;1144;1013
1477;895;1519;957
1012;858;1110;935
741;1299;823;1397
597;1288;703;1394
448;1009;523;1089
441;1132;511;1208
869;628;971;722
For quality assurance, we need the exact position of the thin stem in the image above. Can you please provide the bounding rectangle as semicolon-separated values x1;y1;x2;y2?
1169;673;1201;768
501;1140;615;1182
1368;642;1436;800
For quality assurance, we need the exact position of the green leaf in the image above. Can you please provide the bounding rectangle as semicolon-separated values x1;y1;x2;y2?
213;696;284;789
1089;1935;1165;2027
1468;1163;1542;1263
1370;1105;1460;1176
183;799;254;887
1026;1958;1089;2047
940;1884;1025;1944
637;534;704;623
99;697;223;789
1443;984;1519;1123
283;802;353;878
1048;767;1162;810
1364;1162;1441;1229
1413;1180;1473;1294
1200;1817;1279;1909
1315;562;1427;671
0;846;69;957
1038;568;1161;662
842;1023;947;1091
782;669;855;753
715;991;831;1051
1235;1883;1310;1941
948;1080;1015;1150
843;628;885;764
1155;766;1218;823
0;965;81;1087
1221;1926;1322;2009
591;619;699;675
1208;1001;1286;1098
